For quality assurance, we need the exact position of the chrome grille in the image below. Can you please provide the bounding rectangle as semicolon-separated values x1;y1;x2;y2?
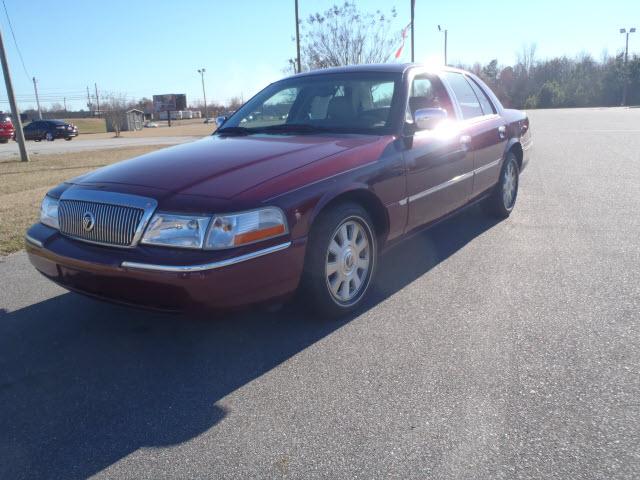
59;200;145;247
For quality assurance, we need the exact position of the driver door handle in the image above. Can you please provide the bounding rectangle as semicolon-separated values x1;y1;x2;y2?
460;135;472;147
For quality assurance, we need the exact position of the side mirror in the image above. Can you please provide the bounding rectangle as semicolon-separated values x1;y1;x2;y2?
414;108;447;130
215;116;227;128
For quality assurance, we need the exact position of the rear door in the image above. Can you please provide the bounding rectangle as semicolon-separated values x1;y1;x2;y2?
443;72;507;197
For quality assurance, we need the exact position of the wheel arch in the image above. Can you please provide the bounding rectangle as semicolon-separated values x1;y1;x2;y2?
505;139;523;170
309;186;390;247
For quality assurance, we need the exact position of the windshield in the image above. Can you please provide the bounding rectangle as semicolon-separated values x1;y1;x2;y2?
219;72;401;135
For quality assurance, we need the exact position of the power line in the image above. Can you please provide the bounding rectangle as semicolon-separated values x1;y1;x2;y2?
1;0;29;80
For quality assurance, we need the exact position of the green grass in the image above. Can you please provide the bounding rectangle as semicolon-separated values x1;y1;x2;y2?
63;118;107;134
0;145;164;255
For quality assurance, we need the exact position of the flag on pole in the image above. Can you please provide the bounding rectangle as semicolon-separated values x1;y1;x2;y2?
395;22;412;59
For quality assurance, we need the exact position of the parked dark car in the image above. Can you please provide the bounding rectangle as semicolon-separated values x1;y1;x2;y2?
26;64;532;316
0;115;15;143
23;119;78;141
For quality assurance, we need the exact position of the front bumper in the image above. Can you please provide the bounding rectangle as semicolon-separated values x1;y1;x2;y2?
26;223;306;311
56;130;78;138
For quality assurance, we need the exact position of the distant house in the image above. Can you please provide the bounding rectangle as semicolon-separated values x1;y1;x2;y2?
106;109;144;132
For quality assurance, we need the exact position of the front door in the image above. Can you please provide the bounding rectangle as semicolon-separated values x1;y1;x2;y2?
404;73;473;232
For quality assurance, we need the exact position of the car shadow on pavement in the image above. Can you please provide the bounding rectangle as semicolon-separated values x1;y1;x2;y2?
0;205;499;480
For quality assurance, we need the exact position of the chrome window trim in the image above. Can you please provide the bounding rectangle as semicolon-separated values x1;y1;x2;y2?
399;157;502;206
121;241;292;273
59;189;158;248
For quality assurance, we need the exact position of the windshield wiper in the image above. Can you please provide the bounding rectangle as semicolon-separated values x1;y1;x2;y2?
216;126;253;136
255;123;331;134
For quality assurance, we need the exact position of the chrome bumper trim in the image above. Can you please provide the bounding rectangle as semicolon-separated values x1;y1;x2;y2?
25;234;44;248
120;242;292;273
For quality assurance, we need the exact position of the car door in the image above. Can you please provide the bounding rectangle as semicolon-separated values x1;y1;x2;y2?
23;122;38;140
443;72;507;197
403;73;474;232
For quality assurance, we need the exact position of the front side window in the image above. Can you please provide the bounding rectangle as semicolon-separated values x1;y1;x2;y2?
406;73;454;123
443;72;484;120
221;72;401;135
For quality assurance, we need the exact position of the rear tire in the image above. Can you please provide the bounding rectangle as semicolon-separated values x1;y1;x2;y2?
300;202;377;318
485;152;519;218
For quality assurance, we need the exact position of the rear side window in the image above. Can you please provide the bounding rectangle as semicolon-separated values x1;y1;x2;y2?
467;77;496;115
443;72;484;120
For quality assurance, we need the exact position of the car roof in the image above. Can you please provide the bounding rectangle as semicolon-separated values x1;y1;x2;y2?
285;63;468;79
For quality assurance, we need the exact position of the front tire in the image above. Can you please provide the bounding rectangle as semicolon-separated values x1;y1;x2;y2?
301;202;377;318
485;152;519;218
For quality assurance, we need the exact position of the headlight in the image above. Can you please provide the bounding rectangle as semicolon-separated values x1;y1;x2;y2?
205;207;287;250
141;213;210;249
40;195;59;229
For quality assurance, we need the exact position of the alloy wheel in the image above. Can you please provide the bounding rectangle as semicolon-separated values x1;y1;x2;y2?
502;160;518;209
325;217;372;305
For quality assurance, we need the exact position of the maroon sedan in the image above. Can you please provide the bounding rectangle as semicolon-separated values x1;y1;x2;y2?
26;64;532;316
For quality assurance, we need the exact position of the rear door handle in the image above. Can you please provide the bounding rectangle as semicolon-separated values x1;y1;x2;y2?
498;125;506;139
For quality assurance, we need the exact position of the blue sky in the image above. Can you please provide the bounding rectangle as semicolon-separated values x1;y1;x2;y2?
0;0;637;110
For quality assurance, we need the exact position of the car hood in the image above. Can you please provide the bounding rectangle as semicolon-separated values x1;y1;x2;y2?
74;134;381;199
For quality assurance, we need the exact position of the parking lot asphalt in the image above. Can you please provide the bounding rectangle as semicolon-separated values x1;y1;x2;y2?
0;107;638;479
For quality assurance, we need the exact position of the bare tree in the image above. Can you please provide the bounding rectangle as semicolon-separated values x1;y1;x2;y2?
227;96;244;112
135;97;154;114
300;2;398;70
517;43;538;75
101;93;129;137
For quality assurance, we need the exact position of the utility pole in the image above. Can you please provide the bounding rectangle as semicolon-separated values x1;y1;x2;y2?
295;0;301;73
0;27;29;162
63;97;67;111
438;25;448;66
198;68;208;120
94;82;100;115
86;86;92;112
620;27;636;106
444;29;448;66
410;0;415;62
32;77;43;119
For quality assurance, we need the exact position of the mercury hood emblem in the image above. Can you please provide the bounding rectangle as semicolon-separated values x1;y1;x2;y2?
82;211;96;232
